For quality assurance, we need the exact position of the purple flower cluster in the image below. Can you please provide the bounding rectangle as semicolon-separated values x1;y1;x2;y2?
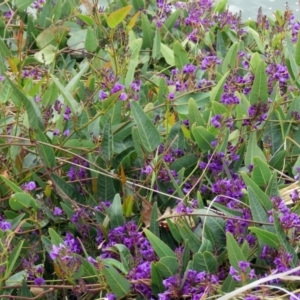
229;261;256;283
32;0;45;10
96;222;157;297
99;82;128;101
242;102;269;128
67;157;89;183
158;269;218;300
49;242;81;279
201;56;221;70
21;181;36;192
100;221;156;263
269;196;300;244
266;63;289;94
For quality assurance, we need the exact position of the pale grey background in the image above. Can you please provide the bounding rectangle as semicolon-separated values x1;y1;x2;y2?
227;0;300;20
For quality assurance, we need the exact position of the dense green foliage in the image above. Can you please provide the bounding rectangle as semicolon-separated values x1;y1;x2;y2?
1;0;300;299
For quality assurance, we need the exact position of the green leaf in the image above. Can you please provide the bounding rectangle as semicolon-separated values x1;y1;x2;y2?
107;5;132;28
193;251;217;273
131;100;160;152
50;173;85;203
77;15;94;26
80;258;98;279
9;193;38;211
0;176;23;193
144;229;176;259
132;0;145;10
6;271;27;286
102;263;130;298
152;28;161;60
102;118;114;161
49;228;64;245
50;75;83;116
249;61;268;104
226;232;248;270
156;256;179;277
5;240;24;279
163;10;180;32
0;39;11;57
241;172;273;211
248;187;272;226
166;219;182;243
125;38;142;88
252;157;271;187
210;71;229;102
97;173;117;201
273;212;298;267
173;41;189;70
15;0;35;10
246;27;265;53
141;13;155;49
200;209;226;249
249;227;280;248
222;42;239;73
269;150;286;170
213;0;228;13
34;45;56;65
265;172;280;197
151;263;165;296
176;222;201;253
221;275;236;293
85;27;98;52
296;31;300;66
36;128;56;168
36;26;69;49
188;98;205;127
6;77;44;130
161;43;175;66
175;93;210;114
111;244;133;273
262;112;283;155
150;202;160;237
109;194;125;229
245;132;266;166
192;125;215;151
18;280;33;297
285;36;300;88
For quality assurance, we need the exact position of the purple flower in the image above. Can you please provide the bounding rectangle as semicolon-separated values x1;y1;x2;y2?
53;129;60;136
201;56;221;70
63;129;70;136
111;83;124;94
211;114;222;128
290;189;299;202
119;92;127;101
141;165;153;174
49;244;65;260
168;92;175;100
63;106;71;120
238;261;250;272
22;181;36;191
99;90;108;100
34;277;45;286
53;207;63;216
175;202;193;214
182;64;196;74
130;80;141;92
106;293;116;300
0;221;11;231
35;95;41;102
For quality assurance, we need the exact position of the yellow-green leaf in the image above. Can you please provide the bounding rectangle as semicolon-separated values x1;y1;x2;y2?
107;5;132;29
